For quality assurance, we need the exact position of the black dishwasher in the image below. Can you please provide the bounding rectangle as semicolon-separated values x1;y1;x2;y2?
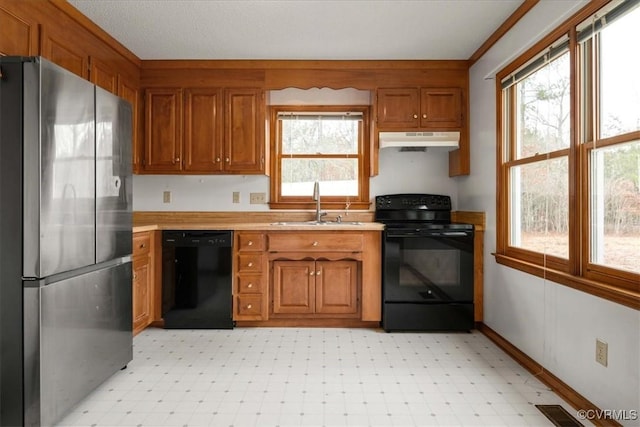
162;230;233;329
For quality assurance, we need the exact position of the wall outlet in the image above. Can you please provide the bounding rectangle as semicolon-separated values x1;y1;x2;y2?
250;192;266;204
596;339;608;367
163;191;171;203
232;191;240;203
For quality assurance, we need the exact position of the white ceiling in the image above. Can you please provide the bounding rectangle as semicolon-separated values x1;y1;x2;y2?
68;0;524;60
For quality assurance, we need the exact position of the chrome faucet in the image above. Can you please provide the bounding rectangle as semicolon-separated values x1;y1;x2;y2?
313;181;326;222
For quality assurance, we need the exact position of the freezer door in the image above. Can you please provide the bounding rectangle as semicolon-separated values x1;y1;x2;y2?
23;58;96;278
23;261;133;426
96;87;133;263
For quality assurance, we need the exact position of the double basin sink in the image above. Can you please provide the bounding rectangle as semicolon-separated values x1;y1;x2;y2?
271;220;363;226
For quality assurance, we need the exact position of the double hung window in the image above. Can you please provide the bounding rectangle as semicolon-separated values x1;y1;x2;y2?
269;106;370;210
497;0;640;306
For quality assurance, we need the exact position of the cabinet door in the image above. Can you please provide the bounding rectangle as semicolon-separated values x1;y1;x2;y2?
118;76;141;174
144;88;183;172
40;26;89;79
420;88;462;128
224;89;264;173
132;255;150;335
315;260;358;315
272;260;315;315
184;88;223;172
90;57;118;94
376;88;419;128
0;6;38;56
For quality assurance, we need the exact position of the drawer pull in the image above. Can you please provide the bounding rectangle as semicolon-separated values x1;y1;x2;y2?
246;304;252;309
139;243;146;248
248;262;254;267
312;241;319;246
248;241;253;246
247;283;253;288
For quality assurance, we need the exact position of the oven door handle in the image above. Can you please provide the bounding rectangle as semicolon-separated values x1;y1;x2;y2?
385;231;471;238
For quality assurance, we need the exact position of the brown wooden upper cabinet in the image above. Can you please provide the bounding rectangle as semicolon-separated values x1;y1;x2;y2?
118;76;141;173
142;87;265;174
0;5;38;57
144;88;183;172
40;26;89;79
376;87;462;129
90;57;118;93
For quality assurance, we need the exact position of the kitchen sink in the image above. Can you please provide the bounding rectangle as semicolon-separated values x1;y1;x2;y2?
270;221;363;226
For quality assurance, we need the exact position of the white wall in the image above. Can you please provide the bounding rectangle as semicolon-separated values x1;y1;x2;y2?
460;0;640;420
133;88;458;211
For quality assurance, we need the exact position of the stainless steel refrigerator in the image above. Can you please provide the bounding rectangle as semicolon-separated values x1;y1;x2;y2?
0;56;133;426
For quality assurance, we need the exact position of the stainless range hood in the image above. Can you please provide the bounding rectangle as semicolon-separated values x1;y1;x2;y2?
379;131;460;151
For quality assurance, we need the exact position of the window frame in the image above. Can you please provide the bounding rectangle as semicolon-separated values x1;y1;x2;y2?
268;105;371;210
495;0;640;309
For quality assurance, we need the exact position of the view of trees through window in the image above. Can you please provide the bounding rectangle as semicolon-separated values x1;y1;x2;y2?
589;5;640;274
281;115;359;197
503;1;639;279
510;52;571;259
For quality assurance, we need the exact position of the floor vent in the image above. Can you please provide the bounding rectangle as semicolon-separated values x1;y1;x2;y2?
535;405;584;427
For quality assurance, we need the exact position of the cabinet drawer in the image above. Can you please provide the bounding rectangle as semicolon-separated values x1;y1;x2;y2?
237;254;263;273
236;295;263;317
268;233;363;252
237;275;264;294
237;233;265;251
133;232;151;256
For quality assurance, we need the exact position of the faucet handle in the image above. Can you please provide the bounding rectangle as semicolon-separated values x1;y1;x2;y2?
336;215;342;223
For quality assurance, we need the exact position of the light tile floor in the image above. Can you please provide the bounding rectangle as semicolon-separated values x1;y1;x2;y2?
56;327;587;427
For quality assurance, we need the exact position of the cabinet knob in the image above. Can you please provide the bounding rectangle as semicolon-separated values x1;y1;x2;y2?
309;271;315;276
248;241;253;246
133;273;137;280
246;304;252;309
225;158;230;162
174;157;180;163
312;241;319;246
422;114;427;119
413;114;418;119
316;270;322;276
247;283;253;288
248;262;253;267
216;157;221;162
139;243;145;248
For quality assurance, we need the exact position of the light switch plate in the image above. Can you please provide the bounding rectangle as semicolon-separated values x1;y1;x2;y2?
232;192;240;203
163;191;171;203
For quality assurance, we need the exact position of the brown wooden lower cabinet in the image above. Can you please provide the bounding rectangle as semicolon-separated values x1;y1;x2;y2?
132;231;153;335
132;254;150;334
232;229;380;325
271;260;359;317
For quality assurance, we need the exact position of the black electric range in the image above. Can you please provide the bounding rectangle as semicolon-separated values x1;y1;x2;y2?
375;194;474;332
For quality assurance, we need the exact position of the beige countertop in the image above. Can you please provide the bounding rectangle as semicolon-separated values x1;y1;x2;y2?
131;210;485;233
133;221;384;233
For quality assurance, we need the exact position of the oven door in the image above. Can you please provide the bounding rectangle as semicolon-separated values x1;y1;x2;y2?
382;228;474;303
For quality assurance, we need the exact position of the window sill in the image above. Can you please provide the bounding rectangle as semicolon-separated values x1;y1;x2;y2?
493;253;640;310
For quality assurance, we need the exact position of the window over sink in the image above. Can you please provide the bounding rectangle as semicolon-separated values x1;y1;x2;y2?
268;105;371;210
